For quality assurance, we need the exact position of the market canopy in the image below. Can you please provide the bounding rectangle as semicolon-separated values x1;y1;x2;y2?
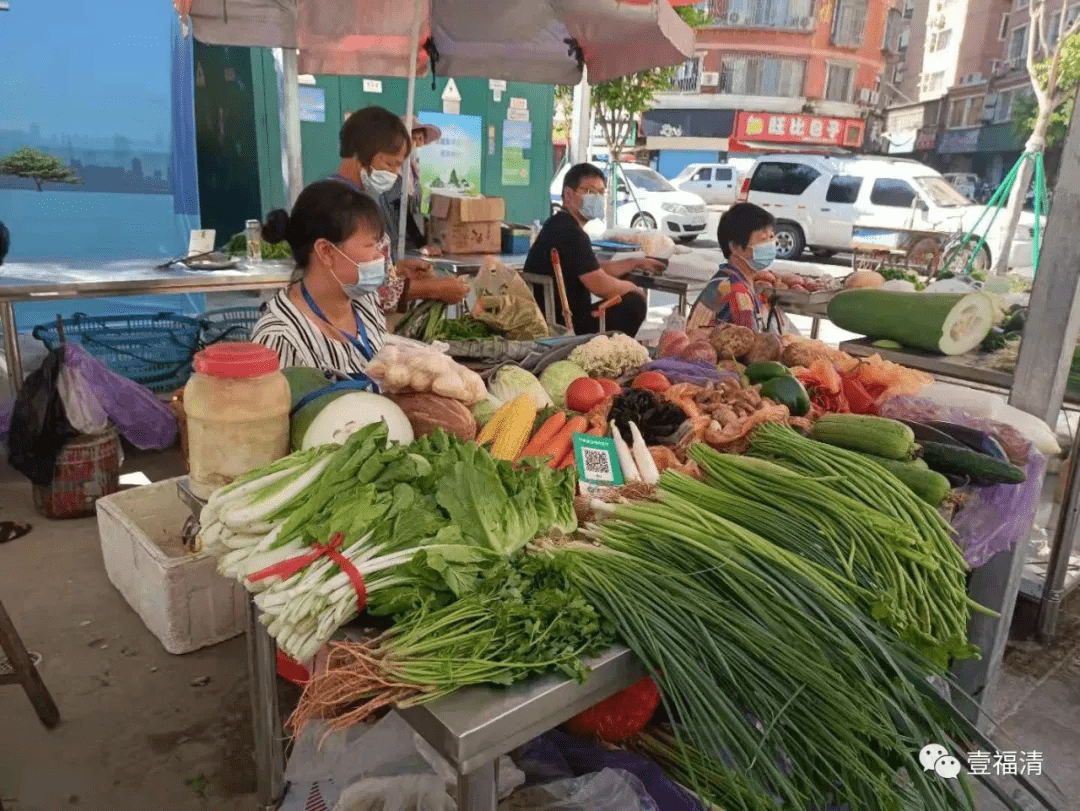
173;0;695;84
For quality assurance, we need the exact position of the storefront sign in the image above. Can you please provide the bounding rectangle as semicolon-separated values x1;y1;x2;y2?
937;127;980;154
915;129;938;151
641;108;735;139
886;107;924;133
501;120;532;186
734;112;864;147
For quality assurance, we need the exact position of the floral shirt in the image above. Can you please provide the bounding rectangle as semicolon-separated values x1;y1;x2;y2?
687;264;784;333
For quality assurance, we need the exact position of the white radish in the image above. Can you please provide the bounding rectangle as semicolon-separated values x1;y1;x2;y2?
610;421;641;482
627;421;660;485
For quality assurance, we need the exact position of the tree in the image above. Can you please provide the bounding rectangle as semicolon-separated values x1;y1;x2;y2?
558;5;709;224
993;0;1080;274
448;168;460;186
0;147;82;191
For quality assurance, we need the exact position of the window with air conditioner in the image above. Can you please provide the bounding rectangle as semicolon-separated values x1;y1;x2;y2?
723;0;815;29
719;56;807;97
832;0;868;46
825;63;857;102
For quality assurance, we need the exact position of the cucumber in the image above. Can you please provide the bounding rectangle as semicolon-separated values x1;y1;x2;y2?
859;454;952;505
923;421;1009;462
920;441;1027;485
827;290;995;355
810;414;916;460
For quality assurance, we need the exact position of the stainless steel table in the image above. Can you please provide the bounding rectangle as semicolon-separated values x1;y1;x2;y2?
175;478;644;811
0;259;294;395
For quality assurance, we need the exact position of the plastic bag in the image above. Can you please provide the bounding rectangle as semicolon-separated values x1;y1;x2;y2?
599;228;675;260
335;775;453;811
498;768;656;811
366;341;486;404
7;347;78;486
879;395;1048;568
470;256;549;341
57;362;109;435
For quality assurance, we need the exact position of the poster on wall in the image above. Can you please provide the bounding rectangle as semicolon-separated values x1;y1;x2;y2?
501;120;531;187
414;112;482;214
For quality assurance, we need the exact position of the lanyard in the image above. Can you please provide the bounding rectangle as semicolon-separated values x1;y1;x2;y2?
331;173;364;193
301;282;374;361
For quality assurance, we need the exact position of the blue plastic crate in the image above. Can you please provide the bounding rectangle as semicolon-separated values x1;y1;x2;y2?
33;312;202;393
200;306;263;345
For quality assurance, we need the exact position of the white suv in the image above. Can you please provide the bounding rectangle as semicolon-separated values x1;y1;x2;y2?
550;162;709;243
738;154;1040;268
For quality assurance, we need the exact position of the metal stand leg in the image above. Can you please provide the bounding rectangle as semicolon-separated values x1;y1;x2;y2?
810;317;821;340
457;763;497;811
1;302;22;397
246;593;285;810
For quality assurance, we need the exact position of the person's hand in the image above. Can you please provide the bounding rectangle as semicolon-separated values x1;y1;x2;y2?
435;277;471;304
398;257;433;280
635;258;667;275
420;245;443;257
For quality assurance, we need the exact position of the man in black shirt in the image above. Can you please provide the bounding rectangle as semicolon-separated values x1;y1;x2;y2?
525;163;665;335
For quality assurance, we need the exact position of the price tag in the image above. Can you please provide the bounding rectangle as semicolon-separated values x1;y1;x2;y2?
573;434;623;487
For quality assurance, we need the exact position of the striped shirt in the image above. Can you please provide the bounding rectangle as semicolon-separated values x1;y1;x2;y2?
251;288;387;376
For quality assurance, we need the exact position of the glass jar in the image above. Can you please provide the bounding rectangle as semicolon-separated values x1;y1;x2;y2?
245;219;263;263
184;343;290;500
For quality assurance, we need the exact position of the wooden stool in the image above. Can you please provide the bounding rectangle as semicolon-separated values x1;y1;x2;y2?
0;599;59;728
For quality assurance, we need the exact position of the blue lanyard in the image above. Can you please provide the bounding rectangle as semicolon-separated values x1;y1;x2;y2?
301;282;374;361
331;173;364;193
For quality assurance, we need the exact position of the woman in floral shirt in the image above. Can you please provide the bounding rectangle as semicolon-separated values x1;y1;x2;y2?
687;202;786;334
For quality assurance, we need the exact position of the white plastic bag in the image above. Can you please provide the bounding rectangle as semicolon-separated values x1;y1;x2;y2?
57;363;109;435
366;340;486;404
334;775;453;811
497;768;653;811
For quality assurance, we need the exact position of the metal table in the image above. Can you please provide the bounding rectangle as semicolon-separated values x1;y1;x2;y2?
0;259;294;396
175;478;644;811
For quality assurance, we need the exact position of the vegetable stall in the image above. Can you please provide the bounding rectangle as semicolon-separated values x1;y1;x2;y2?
175;311;1064;811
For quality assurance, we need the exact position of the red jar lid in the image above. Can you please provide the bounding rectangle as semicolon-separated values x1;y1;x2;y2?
194;342;280;378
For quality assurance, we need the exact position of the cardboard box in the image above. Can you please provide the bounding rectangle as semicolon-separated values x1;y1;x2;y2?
428;192;505;254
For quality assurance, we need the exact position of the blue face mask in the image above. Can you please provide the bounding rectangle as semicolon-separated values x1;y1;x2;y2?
750;241;777;271
331;244;386;298
579;192;606;222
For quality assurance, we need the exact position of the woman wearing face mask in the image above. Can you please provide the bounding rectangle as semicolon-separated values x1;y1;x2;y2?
335;107;467;305
687;202;788;334
251;180;393;376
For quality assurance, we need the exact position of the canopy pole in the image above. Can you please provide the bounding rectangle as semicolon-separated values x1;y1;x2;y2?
274;47;304;208
569;69;591;165
397;0;423;261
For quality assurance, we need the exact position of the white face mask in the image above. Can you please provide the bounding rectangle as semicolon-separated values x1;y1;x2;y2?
579;192;606;221
362;168;398;195
330;244;386;298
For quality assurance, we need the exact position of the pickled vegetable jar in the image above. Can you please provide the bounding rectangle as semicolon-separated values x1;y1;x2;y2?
184;343;290;500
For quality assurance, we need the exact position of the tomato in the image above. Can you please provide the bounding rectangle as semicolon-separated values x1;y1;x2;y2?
566;377;607;413
595;379;622;397
632;371;671;393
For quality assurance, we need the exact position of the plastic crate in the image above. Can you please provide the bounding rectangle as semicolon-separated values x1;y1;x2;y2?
96;478;246;654
33;312;201;393
200;306;263;345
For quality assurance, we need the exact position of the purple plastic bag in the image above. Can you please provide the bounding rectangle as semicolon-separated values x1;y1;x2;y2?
879;396;1047;568
0;344;177;450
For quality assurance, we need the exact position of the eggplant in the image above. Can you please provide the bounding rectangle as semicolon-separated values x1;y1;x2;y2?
894;419;968;449
923;421;1009;462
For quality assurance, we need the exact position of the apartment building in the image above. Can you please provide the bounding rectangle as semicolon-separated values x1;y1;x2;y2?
643;0;890;177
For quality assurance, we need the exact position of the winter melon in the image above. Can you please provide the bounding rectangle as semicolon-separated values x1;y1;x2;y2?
288;383;413;450
282;366;333;411
827;290;994;355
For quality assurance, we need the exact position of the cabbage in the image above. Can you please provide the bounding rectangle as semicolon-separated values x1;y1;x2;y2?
539;361;587;409
488;366;554;409
472;396;501;428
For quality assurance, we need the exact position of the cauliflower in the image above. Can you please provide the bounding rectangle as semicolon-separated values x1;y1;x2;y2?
568;334;650;378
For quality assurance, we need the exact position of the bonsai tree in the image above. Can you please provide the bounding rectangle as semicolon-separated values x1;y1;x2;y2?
0;147;81;191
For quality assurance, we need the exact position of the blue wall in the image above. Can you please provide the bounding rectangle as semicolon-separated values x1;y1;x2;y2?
656;150;723;180
0;2;204;327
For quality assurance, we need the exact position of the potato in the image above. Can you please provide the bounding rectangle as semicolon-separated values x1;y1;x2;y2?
709;324;755;360
743;333;783;365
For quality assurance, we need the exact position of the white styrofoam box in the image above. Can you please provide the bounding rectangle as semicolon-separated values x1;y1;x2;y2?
96;477;247;654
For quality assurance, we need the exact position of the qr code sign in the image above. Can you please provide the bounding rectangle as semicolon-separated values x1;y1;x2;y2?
583;448;614;481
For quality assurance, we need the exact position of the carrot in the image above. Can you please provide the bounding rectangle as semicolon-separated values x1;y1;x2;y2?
556;447;576;469
517;411;567;461
587;426;605;437
544;416;588;468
